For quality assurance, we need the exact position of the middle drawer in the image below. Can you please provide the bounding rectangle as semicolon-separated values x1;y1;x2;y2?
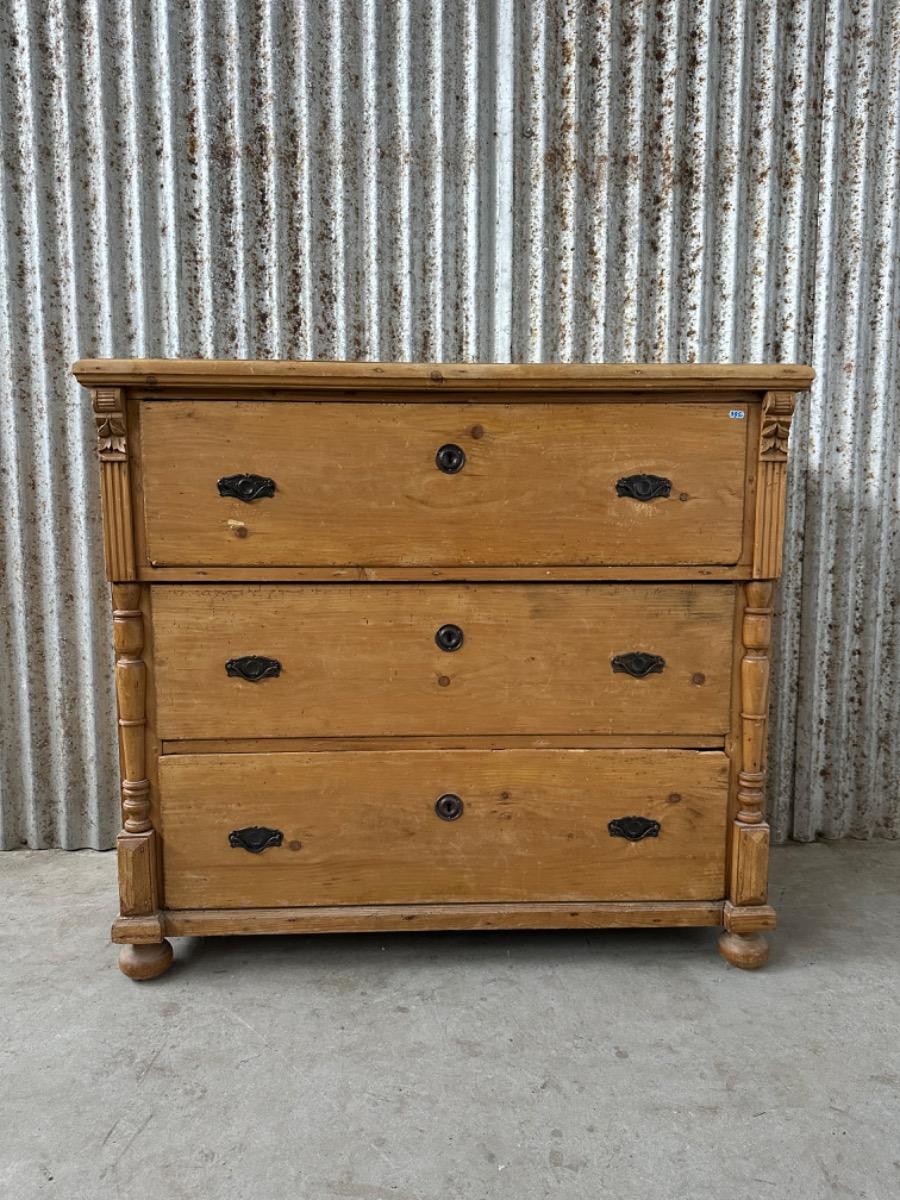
152;583;734;740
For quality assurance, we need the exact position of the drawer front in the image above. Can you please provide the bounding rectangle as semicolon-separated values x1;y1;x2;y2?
152;583;735;739
140;401;748;566
160;749;729;907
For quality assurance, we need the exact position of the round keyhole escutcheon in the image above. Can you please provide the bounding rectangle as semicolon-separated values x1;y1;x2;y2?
435;794;464;821
435;624;464;652
435;443;466;474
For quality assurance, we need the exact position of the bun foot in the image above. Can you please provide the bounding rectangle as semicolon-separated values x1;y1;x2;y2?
118;939;174;980
718;931;769;970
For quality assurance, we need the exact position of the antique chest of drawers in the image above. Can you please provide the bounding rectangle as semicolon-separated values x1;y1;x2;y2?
73;359;812;979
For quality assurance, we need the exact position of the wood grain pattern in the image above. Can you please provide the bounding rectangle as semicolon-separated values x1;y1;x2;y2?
137;583;164;907
159;749;729;908
72;357;814;392
752;391;796;578
718;931;769;969
737;581;773;825
162;900;725;937
111;584;161;930
140;401;749;567
160;734;727;754
722;900;777;934
126;387;772;406
116;834;156;916
94;387;136;580
152;583;735;739
730;824;770;907
111;913;165;944
118;941;174;980
725;580;776;949
138;564;756;582
112;585;151;834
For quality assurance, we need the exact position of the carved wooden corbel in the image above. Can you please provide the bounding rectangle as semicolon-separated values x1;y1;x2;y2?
93;387;136;581
752;390;796;578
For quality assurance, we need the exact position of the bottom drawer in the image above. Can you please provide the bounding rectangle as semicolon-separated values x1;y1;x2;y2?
159;749;729;908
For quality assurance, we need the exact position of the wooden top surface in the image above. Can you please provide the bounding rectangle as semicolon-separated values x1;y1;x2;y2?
72;358;814;393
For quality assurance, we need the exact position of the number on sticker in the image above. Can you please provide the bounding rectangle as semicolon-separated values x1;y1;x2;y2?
729;409;746;419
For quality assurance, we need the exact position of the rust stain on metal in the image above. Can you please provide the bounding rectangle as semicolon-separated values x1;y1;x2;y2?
0;1;897;847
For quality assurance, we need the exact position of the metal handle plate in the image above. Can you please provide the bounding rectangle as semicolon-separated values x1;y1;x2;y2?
228;826;284;853
218;473;276;502
611;652;666;678
615;474;671;501
226;655;282;682
608;816;661;841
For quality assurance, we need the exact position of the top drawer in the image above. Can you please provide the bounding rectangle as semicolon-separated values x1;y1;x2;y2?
140;400;749;568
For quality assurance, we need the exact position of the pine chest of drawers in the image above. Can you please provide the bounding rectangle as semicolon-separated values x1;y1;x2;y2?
73;359;812;979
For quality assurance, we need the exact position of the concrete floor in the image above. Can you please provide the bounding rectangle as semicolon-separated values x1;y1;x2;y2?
1;843;898;1200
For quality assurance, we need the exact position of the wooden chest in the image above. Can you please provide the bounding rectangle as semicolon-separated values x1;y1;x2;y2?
73;360;812;978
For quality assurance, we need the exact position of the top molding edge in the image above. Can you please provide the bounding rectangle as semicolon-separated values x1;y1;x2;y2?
72;358;815;393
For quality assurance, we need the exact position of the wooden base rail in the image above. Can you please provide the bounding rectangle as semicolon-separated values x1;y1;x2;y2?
109;899;778;942
111;900;780;979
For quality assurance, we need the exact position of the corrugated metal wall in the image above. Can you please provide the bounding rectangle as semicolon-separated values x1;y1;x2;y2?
1;0;897;849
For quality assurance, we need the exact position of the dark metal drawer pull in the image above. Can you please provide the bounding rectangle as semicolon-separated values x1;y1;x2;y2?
435;794;464;821
226;655;282;682
615;473;671;501
611;652;666;678
435;624;464;652
229;826;284;853
218;473;276;502
435;444;466;474
608;816;661;841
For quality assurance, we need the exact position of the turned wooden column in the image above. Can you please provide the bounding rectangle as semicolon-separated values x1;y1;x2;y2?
736;579;772;849
113;587;151;835
95;388;172;979
719;582;777;968
720;391;796;970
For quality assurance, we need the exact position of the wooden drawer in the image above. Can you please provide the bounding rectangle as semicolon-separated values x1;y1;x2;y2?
152;583;735;739
159;749;729;907
140;400;749;567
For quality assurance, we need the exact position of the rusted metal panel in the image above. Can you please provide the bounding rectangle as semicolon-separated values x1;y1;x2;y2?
0;0;896;848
